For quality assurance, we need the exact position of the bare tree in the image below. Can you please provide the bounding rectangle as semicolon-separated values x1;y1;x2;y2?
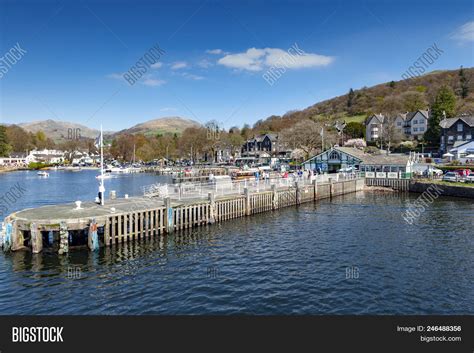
280;120;337;159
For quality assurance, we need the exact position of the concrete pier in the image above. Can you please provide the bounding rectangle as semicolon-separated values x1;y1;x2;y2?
2;178;365;254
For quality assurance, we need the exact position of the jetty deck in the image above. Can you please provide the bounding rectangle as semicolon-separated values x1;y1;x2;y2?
2;177;365;254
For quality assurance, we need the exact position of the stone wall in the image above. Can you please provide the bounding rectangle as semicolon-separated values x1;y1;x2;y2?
409;182;474;199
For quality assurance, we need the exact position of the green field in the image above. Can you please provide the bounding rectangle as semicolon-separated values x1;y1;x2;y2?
343;114;367;124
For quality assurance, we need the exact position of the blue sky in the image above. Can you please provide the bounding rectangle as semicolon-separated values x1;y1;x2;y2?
0;0;473;131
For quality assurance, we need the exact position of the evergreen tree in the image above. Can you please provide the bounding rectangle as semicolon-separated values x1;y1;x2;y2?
347;88;355;108
0;125;12;157
459;66;469;99
424;86;456;147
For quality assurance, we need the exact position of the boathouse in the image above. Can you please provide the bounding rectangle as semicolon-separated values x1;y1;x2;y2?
302;147;415;177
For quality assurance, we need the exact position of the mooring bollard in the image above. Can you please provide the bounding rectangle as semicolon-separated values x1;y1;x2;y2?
58;221;69;255
208;192;216;224
110;190;116;200
30;222;43;254
164;197;174;233
88;218;99;251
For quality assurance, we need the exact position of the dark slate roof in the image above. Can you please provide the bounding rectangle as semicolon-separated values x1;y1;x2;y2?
335;147;410;165
9;152;27;158
303;147;410;166
266;133;278;141
404;110;429;122
439;115;474;129
366;114;384;125
366;110;429;125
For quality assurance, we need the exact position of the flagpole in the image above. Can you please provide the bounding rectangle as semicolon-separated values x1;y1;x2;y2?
100;124;105;206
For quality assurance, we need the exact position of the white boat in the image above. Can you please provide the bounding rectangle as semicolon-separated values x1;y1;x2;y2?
37;171;49;177
96;173;113;180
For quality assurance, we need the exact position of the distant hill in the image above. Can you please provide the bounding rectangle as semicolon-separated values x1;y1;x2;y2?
114;116;201;136
17;119;101;142
2;116;202;142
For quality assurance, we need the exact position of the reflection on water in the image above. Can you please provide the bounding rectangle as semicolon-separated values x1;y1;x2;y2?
0;171;473;315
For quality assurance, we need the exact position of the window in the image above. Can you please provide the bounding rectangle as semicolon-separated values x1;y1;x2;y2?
467;135;472;140
413;120;418;124
329;151;341;160
397;121;402;126
448;136;454;141
413;127;418;132
457;123;464;132
457;135;463;141
419;127;424;132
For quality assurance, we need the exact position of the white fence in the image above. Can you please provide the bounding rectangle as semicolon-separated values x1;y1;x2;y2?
142;172;358;201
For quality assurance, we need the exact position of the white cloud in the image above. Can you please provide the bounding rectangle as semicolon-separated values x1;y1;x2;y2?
451;21;474;43
206;49;223;55
170;61;188;70
142;78;166;87
217;46;334;72
182;73;204;80
197;59;213;68
218;48;266;71
150;62;163;69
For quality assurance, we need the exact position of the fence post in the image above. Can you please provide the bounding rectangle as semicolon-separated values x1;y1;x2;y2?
329;178;333;199
313;179;318;201
208;192;216;224
244;187;251;216
30;223;43;254
295;181;301;205
271;184;278;210
164;197;174;233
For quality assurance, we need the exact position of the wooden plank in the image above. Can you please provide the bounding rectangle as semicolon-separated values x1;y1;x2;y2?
124;214;129;243
104;217;110;246
145;211;149;238
111;216;116;244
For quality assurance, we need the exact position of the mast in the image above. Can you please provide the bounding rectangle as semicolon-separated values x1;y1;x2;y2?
100;125;105;206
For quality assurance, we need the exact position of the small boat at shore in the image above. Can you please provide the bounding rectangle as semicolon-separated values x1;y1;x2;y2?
37;171;49;177
96;173;113;180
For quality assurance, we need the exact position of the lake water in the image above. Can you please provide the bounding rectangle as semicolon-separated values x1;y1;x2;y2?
0;170;473;314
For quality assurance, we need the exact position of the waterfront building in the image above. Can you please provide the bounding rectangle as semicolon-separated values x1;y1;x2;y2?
240;134;291;166
440;114;474;154
448;140;474;161
302;146;415;176
0;149;65;166
0;152;35;166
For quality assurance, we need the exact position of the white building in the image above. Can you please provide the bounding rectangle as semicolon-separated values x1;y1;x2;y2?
365;110;430;142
